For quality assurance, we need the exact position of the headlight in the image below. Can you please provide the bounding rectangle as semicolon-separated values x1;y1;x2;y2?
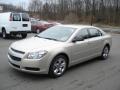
26;50;47;59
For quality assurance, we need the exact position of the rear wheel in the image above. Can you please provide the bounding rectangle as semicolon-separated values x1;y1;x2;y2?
49;55;68;78
101;46;110;60
21;33;27;38
36;29;40;34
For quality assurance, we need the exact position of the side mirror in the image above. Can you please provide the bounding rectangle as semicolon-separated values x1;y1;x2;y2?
72;36;84;43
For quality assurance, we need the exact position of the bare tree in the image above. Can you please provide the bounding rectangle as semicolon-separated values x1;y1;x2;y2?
27;0;120;25
28;0;43;18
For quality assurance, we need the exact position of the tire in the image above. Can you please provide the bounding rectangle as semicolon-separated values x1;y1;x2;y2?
49;55;68;78
2;29;7;39
21;33;27;38
101;46;110;60
36;29;40;34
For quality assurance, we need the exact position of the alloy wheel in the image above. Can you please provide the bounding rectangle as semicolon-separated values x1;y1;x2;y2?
53;58;66;76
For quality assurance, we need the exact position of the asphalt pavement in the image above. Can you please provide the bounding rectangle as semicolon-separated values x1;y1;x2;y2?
0;33;120;90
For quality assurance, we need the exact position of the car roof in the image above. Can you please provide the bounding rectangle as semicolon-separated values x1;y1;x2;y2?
58;24;97;30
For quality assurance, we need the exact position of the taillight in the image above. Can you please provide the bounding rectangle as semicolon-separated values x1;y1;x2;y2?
9;14;12;21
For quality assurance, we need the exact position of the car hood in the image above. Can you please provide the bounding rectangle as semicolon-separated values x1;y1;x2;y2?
11;37;64;53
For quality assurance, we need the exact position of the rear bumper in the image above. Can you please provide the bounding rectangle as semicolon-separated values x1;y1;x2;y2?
10;31;31;34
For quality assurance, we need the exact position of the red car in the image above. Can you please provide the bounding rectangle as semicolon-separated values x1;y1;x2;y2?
48;21;61;25
31;20;55;33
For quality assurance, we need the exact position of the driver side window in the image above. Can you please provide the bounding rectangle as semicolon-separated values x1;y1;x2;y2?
76;29;89;39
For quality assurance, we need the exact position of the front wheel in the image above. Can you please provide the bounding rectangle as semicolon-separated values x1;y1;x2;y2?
101;46;110;60
21;33;27;38
49;55;68;78
2;29;7;39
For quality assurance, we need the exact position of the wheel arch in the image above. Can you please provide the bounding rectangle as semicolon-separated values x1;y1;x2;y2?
104;43;110;50
1;27;8;34
56;53;69;66
49;52;70;69
48;52;70;77
1;27;5;31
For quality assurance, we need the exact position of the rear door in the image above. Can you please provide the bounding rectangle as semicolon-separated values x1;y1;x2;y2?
21;13;31;31
87;28;104;57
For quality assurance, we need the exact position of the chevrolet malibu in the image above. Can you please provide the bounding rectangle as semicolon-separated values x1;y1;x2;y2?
8;25;112;78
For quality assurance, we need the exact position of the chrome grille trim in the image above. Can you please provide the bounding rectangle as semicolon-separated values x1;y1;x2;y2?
8;53;21;61
11;48;25;54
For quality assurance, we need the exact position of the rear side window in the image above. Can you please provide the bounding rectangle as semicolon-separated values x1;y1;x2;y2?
12;14;21;21
76;29;89;39
31;21;38;25
22;13;29;21
88;28;102;38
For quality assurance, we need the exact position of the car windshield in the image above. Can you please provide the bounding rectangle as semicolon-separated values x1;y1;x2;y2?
37;26;76;42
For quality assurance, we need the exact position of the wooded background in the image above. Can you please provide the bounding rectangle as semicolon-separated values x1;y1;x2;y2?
1;0;120;25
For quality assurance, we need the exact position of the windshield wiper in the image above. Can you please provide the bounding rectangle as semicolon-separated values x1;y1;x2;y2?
43;37;59;41
35;35;41;38
35;35;59;41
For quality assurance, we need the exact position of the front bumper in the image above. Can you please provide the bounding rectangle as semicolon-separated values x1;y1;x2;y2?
8;48;50;74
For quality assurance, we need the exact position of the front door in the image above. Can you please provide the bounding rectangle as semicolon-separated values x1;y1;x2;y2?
70;28;91;64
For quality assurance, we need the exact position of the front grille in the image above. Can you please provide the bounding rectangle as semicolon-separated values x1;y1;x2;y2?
9;61;20;68
8;53;21;61
11;48;25;54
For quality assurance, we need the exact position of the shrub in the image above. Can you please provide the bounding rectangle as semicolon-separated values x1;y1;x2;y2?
64;13;79;24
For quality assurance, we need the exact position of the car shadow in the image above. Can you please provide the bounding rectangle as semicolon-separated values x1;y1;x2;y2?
6;36;23;40
0;34;23;40
10;68;50;81
67;57;102;72
9;57;103;80
0;33;36;40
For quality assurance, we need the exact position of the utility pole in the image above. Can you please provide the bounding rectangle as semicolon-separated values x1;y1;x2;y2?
90;0;95;26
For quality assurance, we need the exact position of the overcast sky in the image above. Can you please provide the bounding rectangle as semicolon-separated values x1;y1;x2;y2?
0;0;29;9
